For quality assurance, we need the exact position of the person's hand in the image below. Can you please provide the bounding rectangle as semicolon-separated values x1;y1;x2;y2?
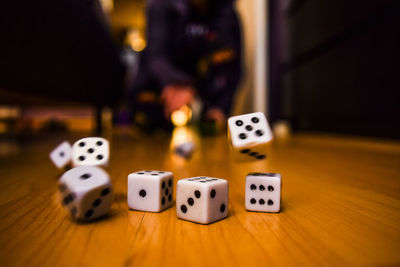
161;85;195;118
205;108;226;132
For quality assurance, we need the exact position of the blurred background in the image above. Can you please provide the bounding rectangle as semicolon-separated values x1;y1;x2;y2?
0;0;399;140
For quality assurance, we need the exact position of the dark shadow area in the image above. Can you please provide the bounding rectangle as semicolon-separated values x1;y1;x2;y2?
113;192;127;203
269;0;400;139
71;207;121;225
0;0;125;106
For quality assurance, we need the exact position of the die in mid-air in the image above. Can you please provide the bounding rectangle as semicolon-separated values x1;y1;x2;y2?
176;177;228;224
127;170;174;212
72;137;109;167
227;112;273;161
49;141;72;169
174;141;195;159
58;166;113;220
245;172;281;213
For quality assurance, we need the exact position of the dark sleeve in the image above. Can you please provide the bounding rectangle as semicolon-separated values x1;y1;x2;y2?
145;2;193;88
212;0;241;48
202;56;242;115
203;2;242;115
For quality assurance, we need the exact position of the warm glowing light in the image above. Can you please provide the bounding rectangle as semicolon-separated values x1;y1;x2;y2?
211;48;234;64
169;126;200;163
0;122;7;133
131;38;146;52
0;106;20;119
127;30;146;52
171;110;188;127
170;127;192;148
171;106;192;127
99;0;113;13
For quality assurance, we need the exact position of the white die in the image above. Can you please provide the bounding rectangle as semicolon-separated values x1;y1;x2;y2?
176;177;228;224
50;141;72;169
174;141;195;159
72;137;109;167
58;166;113;220
245;172;281;212
127;170;174;212
227;112;273;161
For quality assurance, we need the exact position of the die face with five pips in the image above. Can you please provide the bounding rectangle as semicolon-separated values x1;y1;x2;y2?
227;112;273;161
127;170;174;212
245;172;281;213
59;166;113;220
72;137;109;167
176;177;228;224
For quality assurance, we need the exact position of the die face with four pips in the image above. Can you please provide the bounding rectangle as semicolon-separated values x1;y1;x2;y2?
59;166;113;220
227;112;273;161
176;177;228;224
245;172;281;213
72;137;109;167
127;170;174;212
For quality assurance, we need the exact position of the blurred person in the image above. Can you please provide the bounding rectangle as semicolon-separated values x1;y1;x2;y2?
130;0;242;132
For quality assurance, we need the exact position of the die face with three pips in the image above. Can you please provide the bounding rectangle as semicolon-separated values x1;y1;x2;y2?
176;177;228;224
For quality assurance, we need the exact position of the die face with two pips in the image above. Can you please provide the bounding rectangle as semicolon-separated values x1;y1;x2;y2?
72;137;109;167
176;177;228;224
59;166;113;220
245;172;281;213
227;112;273;161
127;170;174;212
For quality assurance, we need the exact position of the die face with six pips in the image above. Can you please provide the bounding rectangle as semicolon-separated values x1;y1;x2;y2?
176;177;228;224
245;172;281;213
127;170;174;212
227;112;273;161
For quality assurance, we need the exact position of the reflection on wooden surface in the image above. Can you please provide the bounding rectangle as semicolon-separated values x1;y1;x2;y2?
0;129;399;266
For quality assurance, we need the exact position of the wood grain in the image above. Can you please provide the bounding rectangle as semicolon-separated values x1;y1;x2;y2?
0;129;399;266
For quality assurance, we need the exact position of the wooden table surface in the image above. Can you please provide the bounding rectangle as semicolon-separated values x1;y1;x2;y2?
0;128;399;266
